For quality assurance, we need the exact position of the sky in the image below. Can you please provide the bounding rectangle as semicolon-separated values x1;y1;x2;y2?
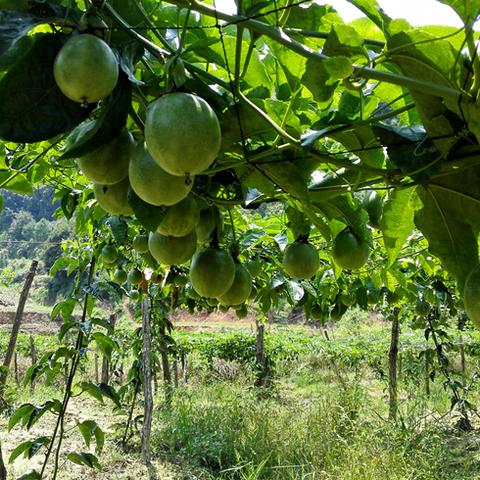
221;0;464;27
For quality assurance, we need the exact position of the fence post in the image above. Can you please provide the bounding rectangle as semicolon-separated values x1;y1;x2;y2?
0;259;38;400
388;308;400;420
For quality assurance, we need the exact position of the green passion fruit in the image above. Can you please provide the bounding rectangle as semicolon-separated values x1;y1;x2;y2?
235;305;248;319
150;272;163;284
77;129;134;185
190;247;235;298
129;289;140;300
128;268;142;285
129;143;192;206
196;206;224;244
361;190;382;229
101;245;118;263
282;242;320;279
332;229;370;270
145;93;221;176
94;177;133;216
218;264;253;306
148;231;197;266
54;34;118;104
113;268;127;284
157;196;200;237
132;234;149;253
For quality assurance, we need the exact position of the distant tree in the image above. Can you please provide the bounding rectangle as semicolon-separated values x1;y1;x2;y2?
43;221;75;304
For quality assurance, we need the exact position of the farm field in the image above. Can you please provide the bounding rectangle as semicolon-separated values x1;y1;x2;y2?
2;311;480;479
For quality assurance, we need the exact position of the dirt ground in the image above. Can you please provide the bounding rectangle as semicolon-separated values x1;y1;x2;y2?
1;395;209;480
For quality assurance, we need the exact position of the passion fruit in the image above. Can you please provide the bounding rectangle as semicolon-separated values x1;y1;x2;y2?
128;268;142;285
94;177;133;216
145;93;221;176
77;129;134;185
132;234;149;253
113;268;127;284
218;264;252;306
362;190;382;230
190;248;235;298
129;143;192;206
332;229;369;270
282;242;320;279
148;231;197;266
101;245;118;263
157;196;200;237
54;34;118;104
196;206;224;244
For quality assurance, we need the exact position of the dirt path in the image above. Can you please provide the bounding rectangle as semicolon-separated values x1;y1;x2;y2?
1;396;209;480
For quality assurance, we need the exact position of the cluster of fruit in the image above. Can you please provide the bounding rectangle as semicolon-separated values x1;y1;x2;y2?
53;33;371;311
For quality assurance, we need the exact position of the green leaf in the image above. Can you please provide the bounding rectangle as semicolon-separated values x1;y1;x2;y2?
127;188;167;232
436;0;480;23
106;216;128;244
324;56;354;80
0;3;74;58
51;298;76;322
302;59;337;104
284;3;341;30
323;24;367;60
16;470;42;480
380;188;419;265
67;452;101;469
415;165;480;291
258;161;309;201
77;420;104;452
79;382;105;404
0;171;33;194
0;34;92;143
8;404;34;431
91;332;117;362
9;437;49;463
345;0;391;30
61;73;132;159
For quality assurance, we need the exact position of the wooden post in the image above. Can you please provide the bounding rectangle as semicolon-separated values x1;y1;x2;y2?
0;440;6;480
141;297;153;465
14;351;18;384
425;353;430;397
254;319;267;387
181;353;187;384
460;334;466;386
29;335;37;393
173;357;179;388
159;321;172;406
388;308;400;421
0;260;38;398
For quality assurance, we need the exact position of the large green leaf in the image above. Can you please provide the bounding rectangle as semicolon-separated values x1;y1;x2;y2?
0;34;93;143
380;188;419;265
386;29;462;155
415;165;480;291
0;2;74;57
436;0;480;23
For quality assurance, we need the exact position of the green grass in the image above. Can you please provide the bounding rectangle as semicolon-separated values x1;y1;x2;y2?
152;357;480;480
